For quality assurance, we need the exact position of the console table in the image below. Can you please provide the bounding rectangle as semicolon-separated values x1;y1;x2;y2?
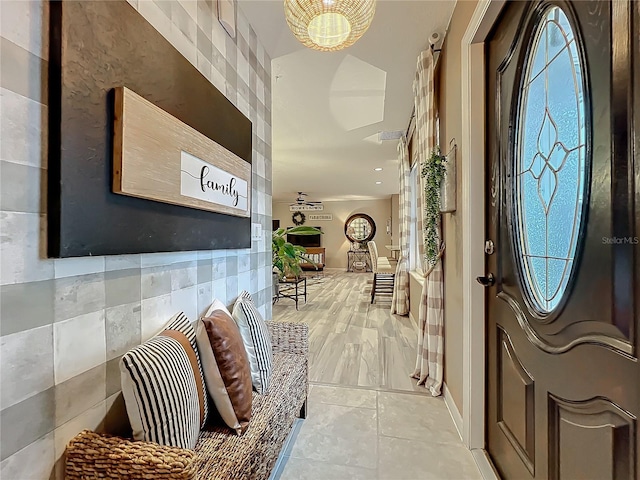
276;276;307;310
347;250;371;272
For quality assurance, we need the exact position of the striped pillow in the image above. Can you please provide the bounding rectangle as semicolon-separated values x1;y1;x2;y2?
232;291;273;394
120;312;208;449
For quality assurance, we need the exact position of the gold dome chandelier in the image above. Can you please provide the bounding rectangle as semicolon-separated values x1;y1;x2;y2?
284;0;377;52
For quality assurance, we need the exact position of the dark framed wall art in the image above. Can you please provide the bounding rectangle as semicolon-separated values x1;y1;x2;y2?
48;0;252;258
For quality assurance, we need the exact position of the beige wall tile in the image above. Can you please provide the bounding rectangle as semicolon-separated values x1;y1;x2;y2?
0;87;46;167
0;1;48;59
104;254;141;272
177;0;197;22
0;325;54;410
0;279;55;336
212;277;228;306
170;262;197;290
104;392;130;437
0;387;54;461
53;401;107;477
53;311;106;384
105;303;141;361
137;0;173;42
141;266;172;300
140;251;196;268
0;212;53;285
197;283;213;318
0;161;45;214
0;46;47;120
54;257;105;279
171;285;198;321
140;293;172;341
55;364;106;427
105;268;141;308
53;273;105;323
0;431;54;480
170;23;197;66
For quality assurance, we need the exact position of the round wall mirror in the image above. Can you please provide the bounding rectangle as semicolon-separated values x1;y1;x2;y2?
344;213;376;243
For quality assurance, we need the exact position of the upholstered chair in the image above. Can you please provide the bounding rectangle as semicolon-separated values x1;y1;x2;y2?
367;241;395;303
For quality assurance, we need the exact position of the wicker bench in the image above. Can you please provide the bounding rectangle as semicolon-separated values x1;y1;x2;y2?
65;321;308;480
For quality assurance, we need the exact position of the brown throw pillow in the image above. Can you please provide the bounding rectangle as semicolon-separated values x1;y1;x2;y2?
196;308;252;435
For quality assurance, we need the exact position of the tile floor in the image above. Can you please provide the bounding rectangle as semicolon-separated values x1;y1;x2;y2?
271;271;483;479
273;271;421;392
271;385;481;480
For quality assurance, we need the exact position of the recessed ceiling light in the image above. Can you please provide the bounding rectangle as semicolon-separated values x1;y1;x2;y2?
374;167;383;171
376;181;383;185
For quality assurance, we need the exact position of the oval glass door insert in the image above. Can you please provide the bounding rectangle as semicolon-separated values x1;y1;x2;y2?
514;6;587;314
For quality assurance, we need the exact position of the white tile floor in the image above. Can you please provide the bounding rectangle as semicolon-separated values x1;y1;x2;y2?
271;272;483;479
271;385;482;480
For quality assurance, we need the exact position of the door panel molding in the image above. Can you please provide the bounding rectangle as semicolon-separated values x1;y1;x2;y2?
497;327;535;474
498;291;634;355
548;395;636;480
611;0;636;344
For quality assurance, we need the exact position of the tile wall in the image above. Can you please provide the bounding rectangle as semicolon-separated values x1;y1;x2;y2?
0;1;273;477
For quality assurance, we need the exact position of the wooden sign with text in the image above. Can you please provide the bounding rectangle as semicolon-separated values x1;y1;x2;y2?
289;204;324;211
113;87;251;217
308;214;332;221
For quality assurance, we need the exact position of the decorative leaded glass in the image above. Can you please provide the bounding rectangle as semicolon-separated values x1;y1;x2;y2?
514;6;586;314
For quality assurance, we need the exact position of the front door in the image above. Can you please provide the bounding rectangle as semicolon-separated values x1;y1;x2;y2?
485;1;638;478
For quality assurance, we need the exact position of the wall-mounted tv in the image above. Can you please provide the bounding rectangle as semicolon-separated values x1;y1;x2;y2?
287;227;322;247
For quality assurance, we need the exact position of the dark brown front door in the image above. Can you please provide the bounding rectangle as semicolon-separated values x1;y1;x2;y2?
485;1;638;478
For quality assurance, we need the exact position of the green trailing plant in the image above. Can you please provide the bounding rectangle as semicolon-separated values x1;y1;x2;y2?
272;226;323;278
421;147;447;267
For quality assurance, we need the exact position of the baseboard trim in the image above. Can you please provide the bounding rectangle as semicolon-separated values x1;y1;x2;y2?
471;448;500;480
443;382;463;441
442;383;497;479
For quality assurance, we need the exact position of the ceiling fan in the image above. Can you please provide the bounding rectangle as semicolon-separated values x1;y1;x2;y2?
290;192;322;207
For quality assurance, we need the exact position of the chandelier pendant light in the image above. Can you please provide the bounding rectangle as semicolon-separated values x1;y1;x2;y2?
284;0;376;52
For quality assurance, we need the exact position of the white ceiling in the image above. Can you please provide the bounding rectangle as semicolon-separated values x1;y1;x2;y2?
238;0;456;203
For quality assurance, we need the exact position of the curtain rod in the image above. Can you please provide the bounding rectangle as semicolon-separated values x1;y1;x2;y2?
404;44;441;139
404;107;415;139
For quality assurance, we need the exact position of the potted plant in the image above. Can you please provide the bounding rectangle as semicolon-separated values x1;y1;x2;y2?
272;226;322;279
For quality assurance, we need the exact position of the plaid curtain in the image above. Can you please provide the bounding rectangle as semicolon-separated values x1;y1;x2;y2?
391;137;411;315
411;48;445;396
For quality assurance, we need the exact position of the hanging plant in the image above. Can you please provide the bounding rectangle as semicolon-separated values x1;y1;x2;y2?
291;211;306;226
421;147;447;267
